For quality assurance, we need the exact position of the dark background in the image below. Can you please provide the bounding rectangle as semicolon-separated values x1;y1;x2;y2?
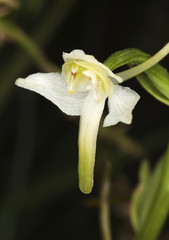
0;0;169;239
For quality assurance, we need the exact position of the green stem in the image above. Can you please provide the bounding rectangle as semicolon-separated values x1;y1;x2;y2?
100;161;112;240
117;42;169;81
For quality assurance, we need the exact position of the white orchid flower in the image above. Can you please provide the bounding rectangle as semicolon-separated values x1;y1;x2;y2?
15;49;140;194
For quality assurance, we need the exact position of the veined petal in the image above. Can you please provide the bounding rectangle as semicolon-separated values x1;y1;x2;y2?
103;85;140;127
78;90;106;193
63;49;123;83
15;72;88;116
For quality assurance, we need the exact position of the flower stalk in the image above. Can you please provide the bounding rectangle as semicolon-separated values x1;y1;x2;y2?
117;42;169;81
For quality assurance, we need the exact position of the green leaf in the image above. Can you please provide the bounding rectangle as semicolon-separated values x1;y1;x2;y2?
104;48;169;106
130;160;150;231
104;48;149;71
137;65;169;105
130;143;169;240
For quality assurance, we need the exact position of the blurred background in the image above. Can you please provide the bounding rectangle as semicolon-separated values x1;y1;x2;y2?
0;0;169;239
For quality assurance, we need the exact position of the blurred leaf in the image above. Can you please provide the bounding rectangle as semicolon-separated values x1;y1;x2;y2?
0;0;78;109
0;18;58;72
130;143;169;240
130;160;151;231
136;65;169;106
0;0;19;16
104;48;169;106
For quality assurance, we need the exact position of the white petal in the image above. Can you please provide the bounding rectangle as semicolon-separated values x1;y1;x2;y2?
78;90;106;193
15;72;88;116
63;49;123;83
103;85;140;127
63;49;86;62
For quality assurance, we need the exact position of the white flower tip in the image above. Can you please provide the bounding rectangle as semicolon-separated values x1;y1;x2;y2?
62;51;67;60
103;114;132;127
109;74;123;84
63;49;86;62
15;77;24;87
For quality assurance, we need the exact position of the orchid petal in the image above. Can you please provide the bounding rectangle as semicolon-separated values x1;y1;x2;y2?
15;72;88;116
103;85;140;127
78;90;106;193
63;49;123;83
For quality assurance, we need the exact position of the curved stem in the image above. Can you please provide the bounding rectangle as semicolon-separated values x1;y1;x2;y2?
117;42;169;81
